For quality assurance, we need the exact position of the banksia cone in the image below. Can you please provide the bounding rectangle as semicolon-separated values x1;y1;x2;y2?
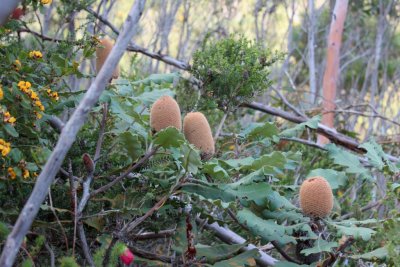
96;38;120;79
150;95;182;132
183;112;215;159
299;176;333;218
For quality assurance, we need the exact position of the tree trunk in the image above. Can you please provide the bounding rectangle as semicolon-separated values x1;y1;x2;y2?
317;0;349;145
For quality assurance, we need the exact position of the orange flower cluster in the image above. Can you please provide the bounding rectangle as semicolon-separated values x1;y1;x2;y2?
18;81;45;118
28;50;43;59
2;111;16;125
0;86;3;100
7;167;16;179
18;161;30;179
0;139;11;157
46;89;59;101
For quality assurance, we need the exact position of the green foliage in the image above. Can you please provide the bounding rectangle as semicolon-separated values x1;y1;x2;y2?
191;35;282;110
59;257;79;267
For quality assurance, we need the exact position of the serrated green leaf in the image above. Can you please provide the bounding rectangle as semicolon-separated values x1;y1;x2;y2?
153;127;185;148
359;139;398;173
181;183;236;203
247;151;286;171
236;208;287;242
350;247;388;260
133;89;175;106
240;122;279;141
325;144;370;178
132;73;179;86
307;169;347;189
213;249;259;267
279;116;320;138
196;243;245;263
301;238;338;256
203;160;229;180
118;132;143;161
327;221;376;241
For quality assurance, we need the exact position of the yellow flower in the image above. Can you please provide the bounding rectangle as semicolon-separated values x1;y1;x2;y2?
28;50;42;59
0;139;11;157
8;117;16;124
22;169;29;179
0;86;3;100
51;92;59;101
17;81;31;92
14;59;21;71
3;111;16;125
7;167;16;179
34;111;42;119
41;0;52;4
46;89;52;94
30;91;39;100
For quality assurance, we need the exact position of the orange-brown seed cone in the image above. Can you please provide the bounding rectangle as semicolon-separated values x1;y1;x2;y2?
183;112;215;159
150;95;182;132
299;176;333;218
96;38;120;79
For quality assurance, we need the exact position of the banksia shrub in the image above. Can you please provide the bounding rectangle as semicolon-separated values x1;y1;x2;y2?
96;38;120;79
150;95;182;132
183;112;214;159
299;176;333;218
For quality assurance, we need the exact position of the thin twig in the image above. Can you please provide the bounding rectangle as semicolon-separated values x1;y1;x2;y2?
90;146;159;196
77;222;94;267
214;111;229;143
340;200;382;220
44;242;55;267
47;189;69;250
67;160;77;257
119;194;169;235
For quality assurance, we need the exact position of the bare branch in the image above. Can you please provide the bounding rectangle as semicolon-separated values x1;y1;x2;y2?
0;1;146;266
242;101;399;162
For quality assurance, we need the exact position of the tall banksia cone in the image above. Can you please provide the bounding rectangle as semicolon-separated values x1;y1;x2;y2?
299;176;333;218
96;38;120;79
150;95;182;132
183;112;215;160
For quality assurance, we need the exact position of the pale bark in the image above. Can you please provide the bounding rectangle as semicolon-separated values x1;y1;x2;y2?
318;0;349;145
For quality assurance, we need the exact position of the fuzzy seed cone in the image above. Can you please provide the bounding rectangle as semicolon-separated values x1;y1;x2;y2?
96;38;120;79
183;112;215;159
299;176;333;218
150;95;182;132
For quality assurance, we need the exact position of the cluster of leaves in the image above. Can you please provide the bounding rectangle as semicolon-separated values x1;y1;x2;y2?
190;35;283;111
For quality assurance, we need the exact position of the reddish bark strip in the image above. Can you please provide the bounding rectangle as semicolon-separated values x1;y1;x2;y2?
318;0;349;145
